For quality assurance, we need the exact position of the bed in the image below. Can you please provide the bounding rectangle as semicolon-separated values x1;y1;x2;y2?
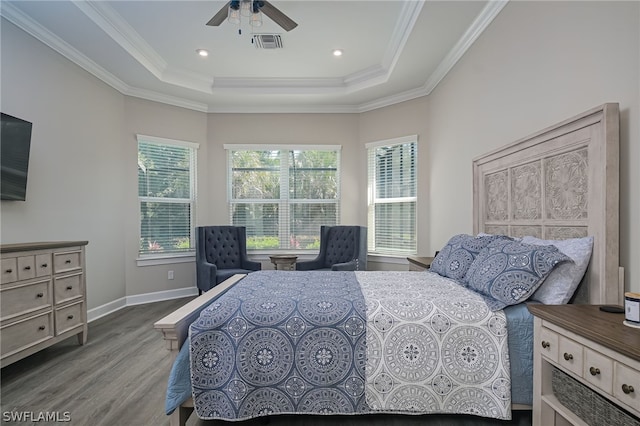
154;103;621;426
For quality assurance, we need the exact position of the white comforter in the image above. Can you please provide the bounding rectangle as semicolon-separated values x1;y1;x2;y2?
357;271;512;420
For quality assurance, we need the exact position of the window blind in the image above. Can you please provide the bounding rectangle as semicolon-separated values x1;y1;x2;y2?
138;136;198;256
367;136;417;255
227;146;340;250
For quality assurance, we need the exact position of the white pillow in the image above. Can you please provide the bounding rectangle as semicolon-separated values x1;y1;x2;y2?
521;235;594;304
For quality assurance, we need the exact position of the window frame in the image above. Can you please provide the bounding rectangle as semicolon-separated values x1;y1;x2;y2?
366;135;418;257
225;144;342;253
137;134;199;261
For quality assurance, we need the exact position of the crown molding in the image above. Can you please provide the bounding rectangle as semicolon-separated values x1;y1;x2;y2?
124;87;209;112
341;0;424;90
206;103;361;114
2;0;508;114
357;86;429;113
72;0;167;79
0;1;129;94
422;0;508;96
68;0;424;95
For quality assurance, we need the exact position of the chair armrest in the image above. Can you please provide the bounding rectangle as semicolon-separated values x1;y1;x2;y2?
331;259;359;271
196;261;218;292
296;258;324;271
241;259;262;271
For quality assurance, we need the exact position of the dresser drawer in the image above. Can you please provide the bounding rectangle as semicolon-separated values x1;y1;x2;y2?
55;302;84;335
1;258;17;284
614;362;640;412
558;336;583;377
34;253;52;277
1;312;53;357
0;280;51;321
584;347;613;394
539;326;559;363
53;250;82;274
17;255;36;281
53;273;83;304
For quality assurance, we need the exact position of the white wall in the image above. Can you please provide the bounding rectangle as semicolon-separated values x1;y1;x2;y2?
122;97;208;296
424;1;639;292
359;96;430;257
0;21;128;309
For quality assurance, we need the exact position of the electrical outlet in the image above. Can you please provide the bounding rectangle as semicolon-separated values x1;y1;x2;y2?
168;270;174;280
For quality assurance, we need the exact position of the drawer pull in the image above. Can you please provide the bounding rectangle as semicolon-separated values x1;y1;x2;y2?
67;314;74;320
65;260;71;264
41;263;48;268
36;292;44;298
622;384;635;394
563;352;573;361
66;286;73;290
5;268;12;273
541;341;551;349
23;266;31;270
589;367;600;376
38;325;46;331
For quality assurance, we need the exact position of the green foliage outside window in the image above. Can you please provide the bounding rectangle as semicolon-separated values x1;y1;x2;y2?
229;148;339;250
138;140;195;255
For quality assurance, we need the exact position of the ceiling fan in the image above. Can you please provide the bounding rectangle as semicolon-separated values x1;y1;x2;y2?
207;1;298;32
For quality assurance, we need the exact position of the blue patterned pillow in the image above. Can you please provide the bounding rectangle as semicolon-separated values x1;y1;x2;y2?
430;234;507;282
464;239;572;311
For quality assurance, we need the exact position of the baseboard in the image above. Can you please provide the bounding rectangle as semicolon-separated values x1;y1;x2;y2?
87;287;199;323
87;297;127;322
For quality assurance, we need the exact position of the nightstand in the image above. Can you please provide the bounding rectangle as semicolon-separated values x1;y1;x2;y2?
406;256;433;271
528;304;640;426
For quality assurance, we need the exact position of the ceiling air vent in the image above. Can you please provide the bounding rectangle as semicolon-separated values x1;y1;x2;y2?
252;34;283;49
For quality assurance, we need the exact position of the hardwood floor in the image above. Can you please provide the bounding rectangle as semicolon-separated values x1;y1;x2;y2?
1;298;190;426
1;299;531;426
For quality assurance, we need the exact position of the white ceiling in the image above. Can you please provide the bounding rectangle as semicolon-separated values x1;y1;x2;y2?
1;1;507;113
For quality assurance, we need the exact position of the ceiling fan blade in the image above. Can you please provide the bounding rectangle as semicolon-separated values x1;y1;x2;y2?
206;2;231;26
260;1;298;31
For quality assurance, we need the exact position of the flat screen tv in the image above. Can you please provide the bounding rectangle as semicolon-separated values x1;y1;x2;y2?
1;113;33;201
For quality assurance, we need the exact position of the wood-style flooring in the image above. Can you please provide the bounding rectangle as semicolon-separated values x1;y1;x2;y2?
1;299;531;426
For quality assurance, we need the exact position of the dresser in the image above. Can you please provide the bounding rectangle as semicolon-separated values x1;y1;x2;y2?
1;241;88;367
529;304;640;425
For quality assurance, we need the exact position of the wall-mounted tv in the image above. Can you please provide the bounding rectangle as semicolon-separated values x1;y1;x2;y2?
1;113;33;201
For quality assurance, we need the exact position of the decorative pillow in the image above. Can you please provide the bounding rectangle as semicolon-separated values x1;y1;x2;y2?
464;239;572;311
429;234;508;282
521;236;594;305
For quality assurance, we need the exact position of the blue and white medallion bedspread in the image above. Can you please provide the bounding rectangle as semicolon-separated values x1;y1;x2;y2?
189;271;369;420
187;270;511;421
356;271;511;420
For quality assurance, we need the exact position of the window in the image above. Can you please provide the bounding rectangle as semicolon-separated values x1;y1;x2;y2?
226;145;341;251
137;135;198;256
367;136;417;255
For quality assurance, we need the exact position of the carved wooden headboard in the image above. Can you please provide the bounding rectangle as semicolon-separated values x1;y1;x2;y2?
472;103;620;305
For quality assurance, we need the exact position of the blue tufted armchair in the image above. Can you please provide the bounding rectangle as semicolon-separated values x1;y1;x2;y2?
296;225;367;271
195;226;261;293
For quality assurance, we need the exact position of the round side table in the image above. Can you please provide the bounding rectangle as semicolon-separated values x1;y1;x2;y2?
269;254;298;271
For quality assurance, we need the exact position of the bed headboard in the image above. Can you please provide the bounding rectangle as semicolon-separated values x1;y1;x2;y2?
472;103;620;306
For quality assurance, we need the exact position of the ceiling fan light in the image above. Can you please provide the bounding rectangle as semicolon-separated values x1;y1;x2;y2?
228;5;241;25
249;11;263;27
240;0;252;17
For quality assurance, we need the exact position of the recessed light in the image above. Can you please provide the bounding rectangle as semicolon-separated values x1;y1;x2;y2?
332;49;343;57
196;49;209;57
